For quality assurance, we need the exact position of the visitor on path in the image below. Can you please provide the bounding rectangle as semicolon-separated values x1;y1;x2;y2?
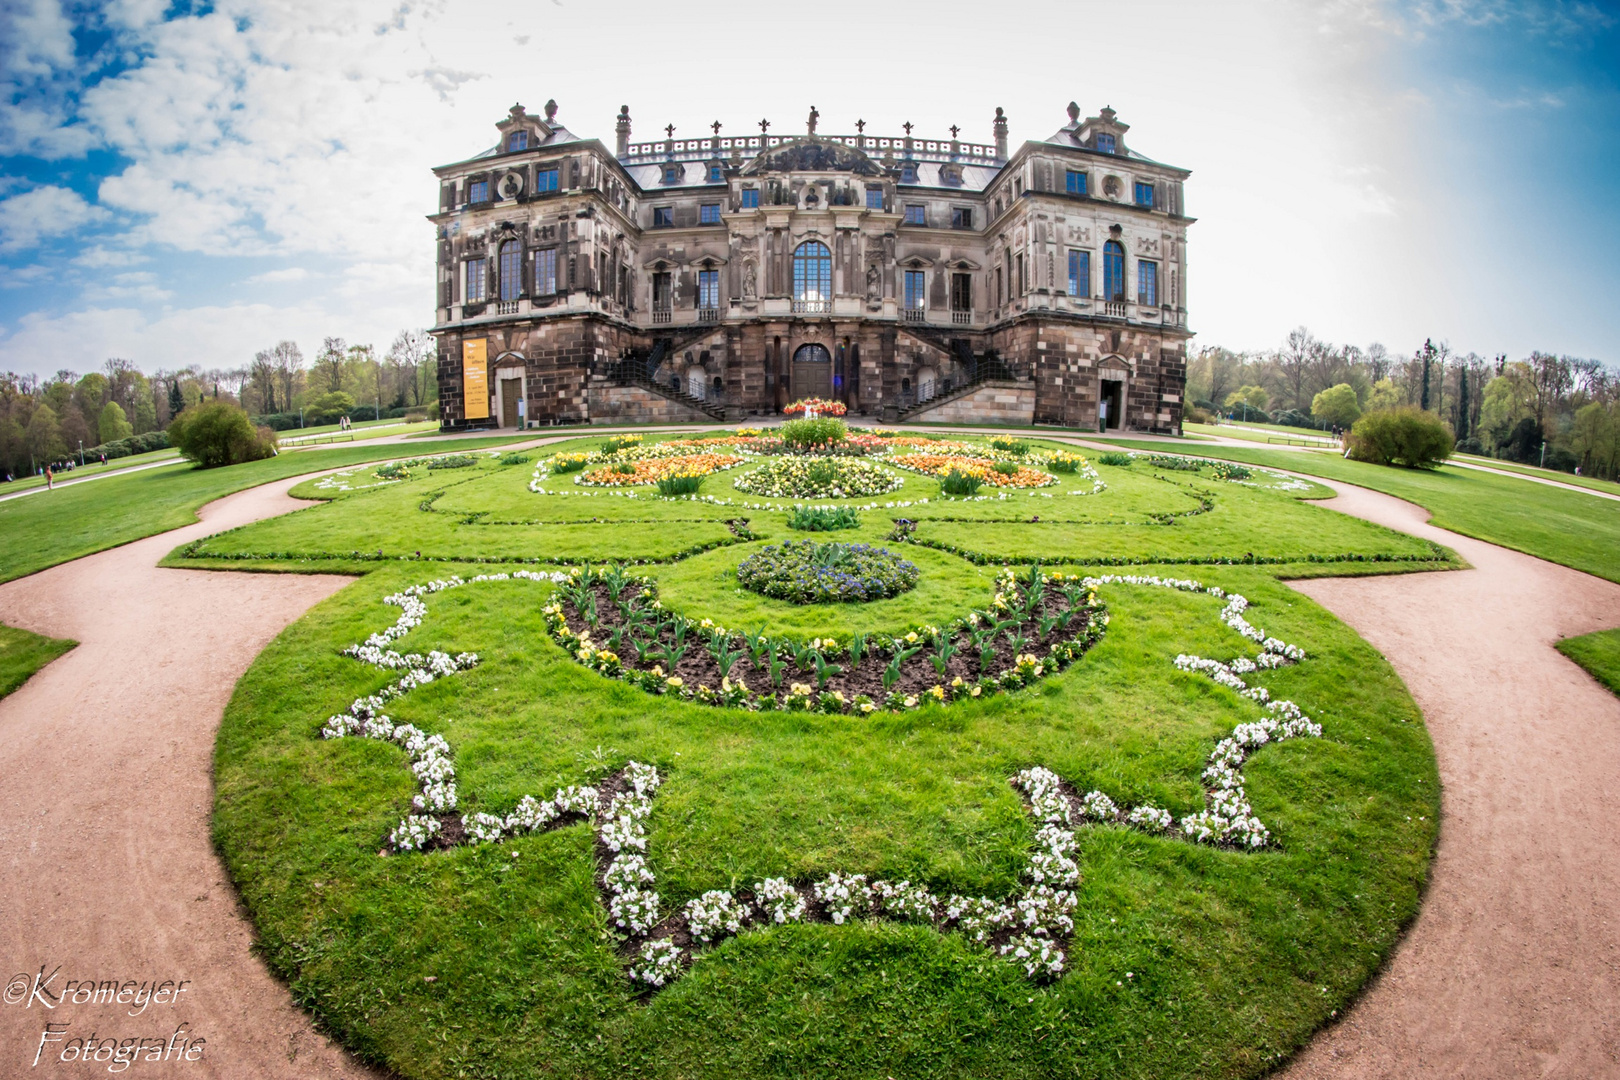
45;465;53;490
1097;399;1108;433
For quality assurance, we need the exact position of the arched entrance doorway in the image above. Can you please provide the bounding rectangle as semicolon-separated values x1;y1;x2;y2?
687;366;707;401
791;343;832;399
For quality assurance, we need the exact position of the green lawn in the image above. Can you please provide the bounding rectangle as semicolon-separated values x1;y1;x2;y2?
1558;629;1620;698
2;446;183;493
0;623;76;699
206;432;1445;1079
1185;422;1340;447
0;435;536;584
1452;453;1620;496
1089;441;1620;584
278;420;440;446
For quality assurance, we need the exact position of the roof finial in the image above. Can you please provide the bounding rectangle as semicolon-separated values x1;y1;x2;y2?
949;124;960;139
902;120;913;136
711;119;722;136
1067;101;1080;123
759;117;770;134
544;98;558;121
807;105;819;135
665;123;676;138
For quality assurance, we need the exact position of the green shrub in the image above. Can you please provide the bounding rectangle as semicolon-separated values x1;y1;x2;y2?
1098;452;1133;467
613;461;636;475
1046;451;1082;473
736;539;919;603
499;452;531;466
781;417;848;450
550;454;589;474
786;505;861;532
426;454;478;470
1145;454;1203;471
655;472;707;497
601;435;643;454
940;469;983;496
993;460;1019;476
1211;462;1252;481
166;402;278;469
1348;407;1454;469
375;462;411;481
990;437;1030;456
306;391;356;424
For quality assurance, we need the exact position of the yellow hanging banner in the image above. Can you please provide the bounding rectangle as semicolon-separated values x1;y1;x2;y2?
462;339;489;420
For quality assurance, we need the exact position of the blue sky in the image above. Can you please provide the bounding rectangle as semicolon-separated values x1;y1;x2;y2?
0;0;1616;378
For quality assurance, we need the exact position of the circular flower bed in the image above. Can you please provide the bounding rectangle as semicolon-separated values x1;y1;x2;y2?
579;452;742;486
736;539;919;603
890;453;1056;488
733;456;902;499
784;397;847;416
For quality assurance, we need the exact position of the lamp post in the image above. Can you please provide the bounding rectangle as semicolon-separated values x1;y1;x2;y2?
78;439;83;467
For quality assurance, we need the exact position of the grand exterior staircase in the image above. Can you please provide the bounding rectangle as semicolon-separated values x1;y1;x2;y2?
896;347;1024;421
606;340;727;421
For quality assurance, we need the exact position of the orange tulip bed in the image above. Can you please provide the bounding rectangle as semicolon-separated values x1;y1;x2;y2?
889;453;1056;488
578;452;743;486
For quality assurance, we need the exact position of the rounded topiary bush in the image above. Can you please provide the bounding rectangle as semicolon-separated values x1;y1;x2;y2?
734;456;901;499
780;417;848;451
167;402;277;468
736;539;919;603
1348;407;1454;468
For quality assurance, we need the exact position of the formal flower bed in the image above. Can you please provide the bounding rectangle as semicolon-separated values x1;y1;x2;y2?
732;456;903;498
784;397;847;416
578;452;744;487
890;453;1057;488
736;539;919;603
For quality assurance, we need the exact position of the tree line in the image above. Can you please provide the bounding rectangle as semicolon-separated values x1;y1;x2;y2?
1188;327;1620;479
0;329;437;479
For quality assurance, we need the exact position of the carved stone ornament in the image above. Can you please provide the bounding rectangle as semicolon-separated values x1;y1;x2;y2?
498;171;524;199
1136;236;1160;255
1068;225;1091;244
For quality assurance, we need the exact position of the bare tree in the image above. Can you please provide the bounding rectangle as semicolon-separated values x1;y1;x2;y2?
1276;326;1314;412
270;340;305;413
1365;343;1390;383
315;337;346;395
387;329;436;407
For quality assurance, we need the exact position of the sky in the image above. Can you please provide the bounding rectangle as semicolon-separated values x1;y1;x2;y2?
0;0;1616;379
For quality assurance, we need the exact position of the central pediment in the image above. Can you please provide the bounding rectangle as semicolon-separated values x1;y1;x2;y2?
742;137;882;177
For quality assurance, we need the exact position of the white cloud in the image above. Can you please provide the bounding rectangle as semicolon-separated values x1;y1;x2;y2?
0;185;111;251
246;266;309;283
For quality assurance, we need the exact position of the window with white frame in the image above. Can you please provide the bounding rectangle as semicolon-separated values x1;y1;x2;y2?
904;269;927;310
697;269;720;309
535;168;558;193
1138;259;1159;306
1068;250;1090;297
534;248;557;295
464;258;487;303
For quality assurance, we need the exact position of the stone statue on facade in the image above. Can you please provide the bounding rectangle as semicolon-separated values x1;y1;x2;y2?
807;105;819;136
743;259;757;300
865;262;881;302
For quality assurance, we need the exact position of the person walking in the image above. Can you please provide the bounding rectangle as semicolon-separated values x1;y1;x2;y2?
45;465;53;490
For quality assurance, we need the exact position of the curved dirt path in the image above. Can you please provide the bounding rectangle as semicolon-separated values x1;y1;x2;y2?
0;476;373;1078
1278;479;1620;1079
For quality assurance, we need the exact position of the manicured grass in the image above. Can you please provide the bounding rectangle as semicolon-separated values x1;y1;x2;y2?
208;431;1445;1079
0;623;76;699
0;435;535;584
278;420;440;445
1452;454;1620;496
1185;422;1340;447
1557;629;1620;698
1;446;183;493
1091;440;1620;584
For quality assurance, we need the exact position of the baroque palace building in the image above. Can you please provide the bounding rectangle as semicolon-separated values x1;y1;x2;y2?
430;99;1191;431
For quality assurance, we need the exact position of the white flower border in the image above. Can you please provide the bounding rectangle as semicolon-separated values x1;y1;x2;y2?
316;569;1321;987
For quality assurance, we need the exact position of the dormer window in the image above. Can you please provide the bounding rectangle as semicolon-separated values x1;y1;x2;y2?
662;164;680;184
1095;133;1117;154
900;162;918;183
940;165;962;186
507;132;528;151
707;162;723;183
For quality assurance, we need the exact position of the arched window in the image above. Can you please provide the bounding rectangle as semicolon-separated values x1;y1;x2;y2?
792;241;831;312
499;241;522;302
1103;240;1126;303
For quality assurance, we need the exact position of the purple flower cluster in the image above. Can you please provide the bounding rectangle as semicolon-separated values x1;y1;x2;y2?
736;539;920;604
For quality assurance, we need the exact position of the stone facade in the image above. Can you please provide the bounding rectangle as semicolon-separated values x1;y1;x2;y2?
430;99;1192;433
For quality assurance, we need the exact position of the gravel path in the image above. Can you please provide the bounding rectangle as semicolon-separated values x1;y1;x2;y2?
1;457;1617;1077
1279;479;1620;1079
0;477;373;1078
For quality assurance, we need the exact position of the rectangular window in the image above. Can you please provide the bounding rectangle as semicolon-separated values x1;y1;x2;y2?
698;269;720;309
995;267;1002;308
507;132;527;151
1067;250;1090;297
499;245;522;301
1134;181;1155;208
904;270;927;310
464;258;487;303
534;249;557;295
951;207;973;229
467;180;489;204
652;206;674;227
1066;170;1088;195
1095;133;1116;154
1138;259;1159;306
535;168;559;193
699;203;721;224
900;163;918;183
652;272;672;310
904;204;927;226
740;187;759;208
950;272;972;311
708;163;723;182
1017;254;1026;294
866;187;884;209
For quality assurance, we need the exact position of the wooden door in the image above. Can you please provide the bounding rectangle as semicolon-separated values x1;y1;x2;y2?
501;378;520;427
